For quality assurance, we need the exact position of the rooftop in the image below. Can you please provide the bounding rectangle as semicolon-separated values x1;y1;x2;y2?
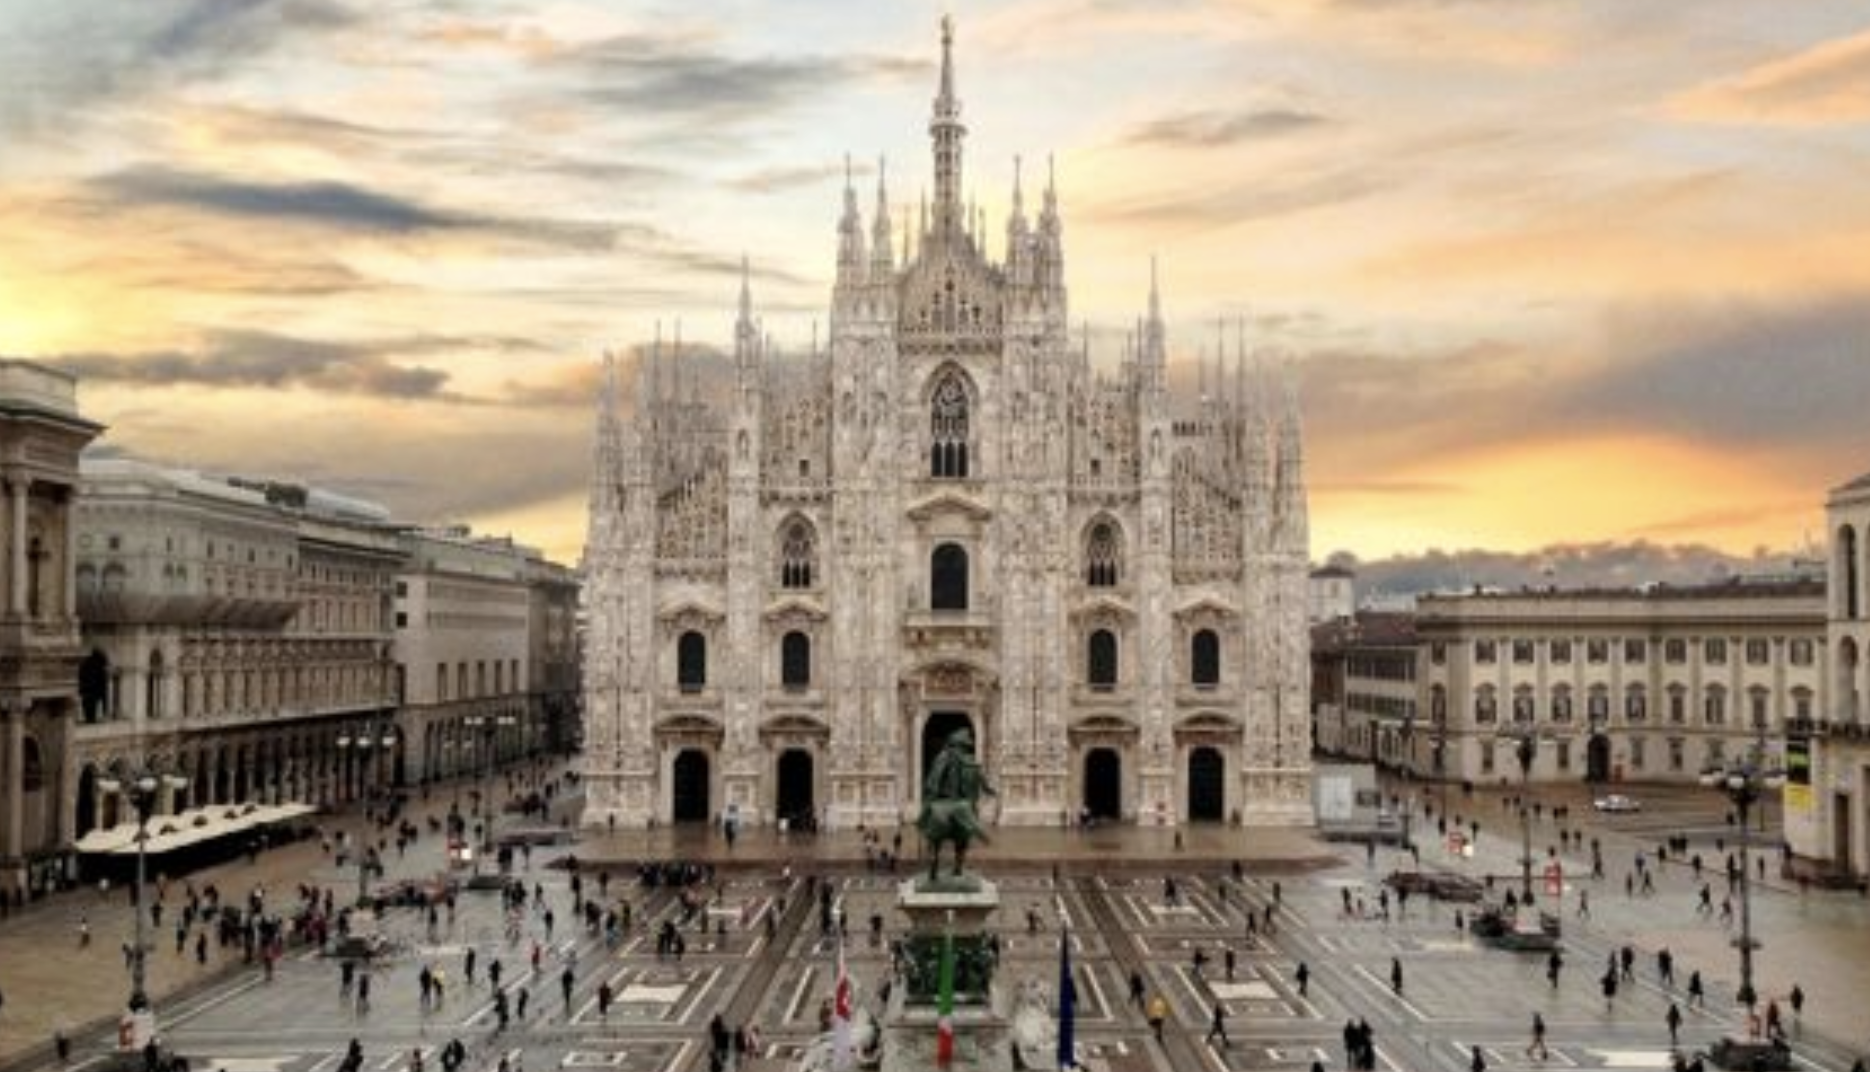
1312;610;1416;652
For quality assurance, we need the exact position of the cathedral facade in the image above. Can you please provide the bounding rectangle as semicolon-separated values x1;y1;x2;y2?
580;20;1313;831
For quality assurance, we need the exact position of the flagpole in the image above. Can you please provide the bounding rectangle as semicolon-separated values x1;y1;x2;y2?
833;902;853;1072
1056;892;1076;1072
936;908;957;1067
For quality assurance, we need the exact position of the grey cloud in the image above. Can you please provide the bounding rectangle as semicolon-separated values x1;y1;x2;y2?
1124;108;1329;147
54;330;457;401
568;34;929;119
729;160;874;195
1087;165;1384;229
0;0;358;138
94;165;474;232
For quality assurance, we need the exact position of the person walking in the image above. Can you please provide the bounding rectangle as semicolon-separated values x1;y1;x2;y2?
1687;970;1705;1007
1789;983;1804;1026
596;981;613;1019
560;966;575;1014
1666;1001;1683;1047
1296;961;1310;998
1146;993;1168;1043
1471;1044;1488;1071
1128;970;1146;1009
1205;1002;1229;1049
1527;1012;1549;1061
1224;946;1237;983
1547;950;1563;988
1389;957;1403;995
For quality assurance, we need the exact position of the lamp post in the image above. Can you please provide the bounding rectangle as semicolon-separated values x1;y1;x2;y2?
466;711;517;855
1503;728;1538;900
98;766;188;1038
335;723;397;904
1699;721;1786;1069
1399;714;1416;851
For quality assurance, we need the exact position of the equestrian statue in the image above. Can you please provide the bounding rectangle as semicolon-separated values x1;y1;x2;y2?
917;727;996;882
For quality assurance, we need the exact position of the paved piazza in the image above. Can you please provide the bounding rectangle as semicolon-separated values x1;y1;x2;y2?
3;780;1869;1072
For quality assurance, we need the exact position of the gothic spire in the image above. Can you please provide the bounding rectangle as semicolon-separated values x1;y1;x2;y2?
929;14;967;242
735;255;760;379
1141;257;1166;393
870;156;894;275
837;154;866;285
1274;362;1309;554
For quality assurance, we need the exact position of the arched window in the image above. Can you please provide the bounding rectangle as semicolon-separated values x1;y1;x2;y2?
677;631;707;692
1841;525;1860;620
1625;684;1646;721
1703;684;1726;724
1551;684;1573;722
1085;522;1121;587
1475;685;1497;724
929;370;970;478
147;649;164;720
1430;684;1447;723
931;543;969;611
1087;629;1118;689
781;631;811;689
21;736;43;792
780;519;815;589
1191;628;1220;687
1512;685;1535;724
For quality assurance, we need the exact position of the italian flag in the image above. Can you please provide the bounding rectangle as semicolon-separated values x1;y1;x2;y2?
936;925;956;1066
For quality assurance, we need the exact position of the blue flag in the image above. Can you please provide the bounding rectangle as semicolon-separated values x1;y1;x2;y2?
1057;930;1077;1070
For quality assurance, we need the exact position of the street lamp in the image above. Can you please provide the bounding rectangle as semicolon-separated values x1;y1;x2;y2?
97;766;188;1036
466;711;517;855
1399;714;1416;851
1498;727;1539;900
1698;720;1788;1070
335;725;397;904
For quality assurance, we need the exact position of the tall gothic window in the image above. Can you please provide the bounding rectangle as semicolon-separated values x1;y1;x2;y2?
1085;522;1120;587
929;371;970;478
931;543;969;611
677;631;707;692
780;519;815;589
1087;629;1118;689
1191;629;1220;687
781;631;811;689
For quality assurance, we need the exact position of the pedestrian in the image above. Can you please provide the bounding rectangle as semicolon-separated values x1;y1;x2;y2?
356;973;371;1013
78;913;90;948
1129;970;1146;1009
1146;994;1168;1043
1687;970;1705;1007
1296;961;1310;997
1205;1002;1228;1049
1790;983;1804;1024
465;948;477;986
597;981;613;1018
1576;889;1589;919
560;966;575;1012
1389;957;1403;995
1547;949;1563;988
1601;970;1618;1010
1666;1001;1682;1046
1224;947;1237;982
518;988;529;1020
196;932;207;966
1471;1044;1488;1072
1527;1012;1549;1060
1658;948;1675;986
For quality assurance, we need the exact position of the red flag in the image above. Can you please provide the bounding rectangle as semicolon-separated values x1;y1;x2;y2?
936;925;956;1066
833;931;853;1070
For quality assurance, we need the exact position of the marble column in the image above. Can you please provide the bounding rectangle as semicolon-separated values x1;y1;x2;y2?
7;480;25;617
2;709;22;861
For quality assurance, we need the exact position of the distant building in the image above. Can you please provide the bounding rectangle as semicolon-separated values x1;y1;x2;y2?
1311;612;1417;768
0;362;102;900
1786;470;1870;882
1416;581;1824;786
1309;564;1356;623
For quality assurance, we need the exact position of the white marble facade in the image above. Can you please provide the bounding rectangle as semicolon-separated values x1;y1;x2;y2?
580;19;1312;831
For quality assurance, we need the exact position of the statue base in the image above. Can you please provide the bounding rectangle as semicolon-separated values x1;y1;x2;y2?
884;876;1013;1072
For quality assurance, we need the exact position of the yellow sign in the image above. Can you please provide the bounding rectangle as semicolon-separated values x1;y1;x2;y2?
1784;784;1813;813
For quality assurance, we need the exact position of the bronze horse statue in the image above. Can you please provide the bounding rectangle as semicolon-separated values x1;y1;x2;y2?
918;728;995;880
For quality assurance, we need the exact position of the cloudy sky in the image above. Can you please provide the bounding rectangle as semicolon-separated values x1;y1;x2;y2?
3;0;1868;566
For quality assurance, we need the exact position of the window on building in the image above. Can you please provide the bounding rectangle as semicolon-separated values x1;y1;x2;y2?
1556;740;1571;772
1668;685;1686;723
1705;638;1728;664
1191;629;1220;688
781;631;811;689
929;369;971;478
1707;739;1726;768
1630;737;1646;770
1430;642;1447;666
1587;686;1610;724
476;661;486;696
1624;638;1647;664
1745;639;1770;666
780;519;816;589
1475;685;1498;724
1793;687;1813;721
511;659;520;691
1790;638;1815;666
1703;685;1726;725
930;543;969;611
1513;686;1535;724
1084;522;1121;587
1551;639;1572;665
1475;640;1497;665
1669;738;1685;772
1665;638;1687;664
1749;687;1769;729
677;631;707;692
1625;685;1647;722
494;662;503;694
395;581;408;598
1087;629;1118;690
1552;685;1573;722
394;612;407;629
1587;639;1609;664
457;664;468;699
1481;745;1496;775
1512;640;1535;665
1431;685;1447;723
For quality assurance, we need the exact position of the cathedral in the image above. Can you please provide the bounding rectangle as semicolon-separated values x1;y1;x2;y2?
580;18;1313;831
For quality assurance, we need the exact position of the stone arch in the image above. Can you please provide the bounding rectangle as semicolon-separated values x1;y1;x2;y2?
777;515;817;589
1083;516;1123;587
926;363;975;479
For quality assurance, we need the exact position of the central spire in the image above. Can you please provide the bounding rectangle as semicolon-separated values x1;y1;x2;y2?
929;14;967;243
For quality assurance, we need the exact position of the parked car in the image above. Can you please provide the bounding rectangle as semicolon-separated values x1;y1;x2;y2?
1593;794;1641;813
1384;870;1485;902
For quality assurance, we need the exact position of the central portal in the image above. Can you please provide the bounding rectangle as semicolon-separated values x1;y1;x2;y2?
921;710;974;786
1084;747;1122;821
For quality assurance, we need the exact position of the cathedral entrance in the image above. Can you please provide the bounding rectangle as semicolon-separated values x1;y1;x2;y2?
1586;734;1611;783
1187;746;1225;823
1083;748;1122;822
671;749;711;823
776;749;815;827
921;711;974;785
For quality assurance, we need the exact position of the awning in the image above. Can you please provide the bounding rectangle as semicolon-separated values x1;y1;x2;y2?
102;801;319;856
74;822;141;854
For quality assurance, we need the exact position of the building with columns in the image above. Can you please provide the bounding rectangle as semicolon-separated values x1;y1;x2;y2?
392;527;573;786
1786;470;1870;882
1413;582;1825;787
0;361;103;899
581;18;1313;831
69;462;404;851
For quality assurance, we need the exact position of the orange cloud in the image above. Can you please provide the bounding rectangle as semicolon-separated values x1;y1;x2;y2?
1671;27;1870;125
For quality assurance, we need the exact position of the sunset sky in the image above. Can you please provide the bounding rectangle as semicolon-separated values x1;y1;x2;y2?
3;0;1868;567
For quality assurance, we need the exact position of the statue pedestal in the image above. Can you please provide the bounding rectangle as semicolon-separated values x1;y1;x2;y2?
882;877;1013;1072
